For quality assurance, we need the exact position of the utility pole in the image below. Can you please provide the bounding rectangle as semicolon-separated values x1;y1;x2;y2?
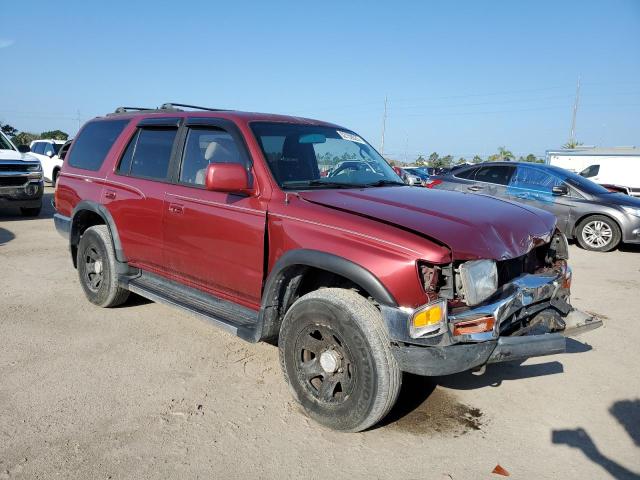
380;96;387;155
76;110;82;132
569;76;581;145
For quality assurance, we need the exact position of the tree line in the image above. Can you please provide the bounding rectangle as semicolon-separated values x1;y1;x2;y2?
1;123;69;146
409;146;544;169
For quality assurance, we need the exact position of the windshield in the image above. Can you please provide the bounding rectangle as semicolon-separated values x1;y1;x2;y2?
250;122;403;189
0;132;16;151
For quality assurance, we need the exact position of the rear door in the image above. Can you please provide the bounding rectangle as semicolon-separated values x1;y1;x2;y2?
162;118;266;306
103;117;180;273
469;164;516;197
506;165;573;232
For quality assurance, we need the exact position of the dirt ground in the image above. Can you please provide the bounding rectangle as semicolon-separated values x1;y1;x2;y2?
1;187;639;479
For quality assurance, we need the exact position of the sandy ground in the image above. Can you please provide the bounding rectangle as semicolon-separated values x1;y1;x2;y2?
1;187;639;480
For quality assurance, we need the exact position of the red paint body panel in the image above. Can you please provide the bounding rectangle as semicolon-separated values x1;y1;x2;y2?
55;109;557;311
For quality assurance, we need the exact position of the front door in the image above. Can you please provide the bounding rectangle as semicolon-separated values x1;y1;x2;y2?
162;119;266;307
506;165;573;234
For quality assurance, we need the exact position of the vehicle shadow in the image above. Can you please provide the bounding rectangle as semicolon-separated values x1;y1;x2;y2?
619;243;640;253
552;398;640;480
0;192;55;221
0;226;15;245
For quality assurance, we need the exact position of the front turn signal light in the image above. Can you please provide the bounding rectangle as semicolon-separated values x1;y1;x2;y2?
453;316;495;336
410;300;447;338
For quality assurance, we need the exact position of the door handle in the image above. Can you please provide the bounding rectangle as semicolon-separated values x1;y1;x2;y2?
104;190;116;200
168;203;184;214
467;185;483;191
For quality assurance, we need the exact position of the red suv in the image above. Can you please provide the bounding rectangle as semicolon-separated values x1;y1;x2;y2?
54;103;601;432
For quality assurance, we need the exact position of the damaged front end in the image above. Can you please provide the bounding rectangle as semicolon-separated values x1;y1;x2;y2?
382;231;602;376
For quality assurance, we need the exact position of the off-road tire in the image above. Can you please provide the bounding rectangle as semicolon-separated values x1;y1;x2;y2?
77;225;129;307
575;215;621;252
279;288;401;432
20;206;41;217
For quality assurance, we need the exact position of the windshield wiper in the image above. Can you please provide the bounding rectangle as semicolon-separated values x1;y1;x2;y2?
363;179;406;187
282;180;362;189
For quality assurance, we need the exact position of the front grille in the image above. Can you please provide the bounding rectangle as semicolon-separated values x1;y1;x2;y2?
0;177;28;187
497;243;549;286
0;164;30;172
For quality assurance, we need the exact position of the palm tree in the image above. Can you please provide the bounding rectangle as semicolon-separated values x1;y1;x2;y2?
562;140;583;149
497;146;515;161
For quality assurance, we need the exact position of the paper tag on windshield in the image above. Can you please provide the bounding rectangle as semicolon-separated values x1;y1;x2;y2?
337;130;366;144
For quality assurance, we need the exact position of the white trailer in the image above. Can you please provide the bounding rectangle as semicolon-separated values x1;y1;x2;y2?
546;147;640;197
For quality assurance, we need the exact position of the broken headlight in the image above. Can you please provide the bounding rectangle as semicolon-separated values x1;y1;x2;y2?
458;259;498;306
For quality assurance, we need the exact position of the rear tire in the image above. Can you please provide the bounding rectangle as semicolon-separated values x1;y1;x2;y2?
575;215;621;252
77;225;130;307
52;169;59;187
20;206;41;217
278;288;401;432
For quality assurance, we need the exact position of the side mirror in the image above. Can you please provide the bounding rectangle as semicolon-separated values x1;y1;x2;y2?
17;145;30;153
552;185;569;196
205;163;251;193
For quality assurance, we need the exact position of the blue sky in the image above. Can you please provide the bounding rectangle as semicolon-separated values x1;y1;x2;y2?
1;0;638;160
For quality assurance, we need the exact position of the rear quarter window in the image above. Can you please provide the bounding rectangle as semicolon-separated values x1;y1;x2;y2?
66;119;129;171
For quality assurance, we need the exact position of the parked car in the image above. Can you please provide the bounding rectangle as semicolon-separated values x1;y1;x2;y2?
426;162;640;252
54;104;600;432
403;167;430;185
28;139;67;185
0;131;44;216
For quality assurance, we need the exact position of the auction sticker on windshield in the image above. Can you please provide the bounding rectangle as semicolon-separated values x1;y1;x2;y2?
337;130;366;144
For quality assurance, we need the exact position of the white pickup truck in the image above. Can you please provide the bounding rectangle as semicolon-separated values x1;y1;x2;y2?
0;131;44;216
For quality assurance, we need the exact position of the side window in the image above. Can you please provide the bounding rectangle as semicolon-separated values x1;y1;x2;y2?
454;167;479;180
32;142;45;155
118;128;177;180
66;119;129;171
42;142;53;156
580;164;600;178
510;166;563;193
474;165;515;185
179;128;243;185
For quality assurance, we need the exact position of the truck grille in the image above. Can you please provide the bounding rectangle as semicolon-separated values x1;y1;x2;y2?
0;164;30;172
0;177;28;187
496;243;549;286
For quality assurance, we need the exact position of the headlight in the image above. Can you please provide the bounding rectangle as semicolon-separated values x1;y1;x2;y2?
26;163;42;171
622;206;640;218
458;259;498;306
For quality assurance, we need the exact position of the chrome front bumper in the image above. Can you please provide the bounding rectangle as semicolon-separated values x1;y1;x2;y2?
382;269;602;376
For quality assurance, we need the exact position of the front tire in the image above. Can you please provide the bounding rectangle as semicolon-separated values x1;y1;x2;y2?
279;288;401;432
576;215;621;252
77;225;130;307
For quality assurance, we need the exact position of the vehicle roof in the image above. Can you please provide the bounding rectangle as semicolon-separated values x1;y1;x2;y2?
449;161;569;175
32;138;66;144
546;146;639;157
100;108;344;129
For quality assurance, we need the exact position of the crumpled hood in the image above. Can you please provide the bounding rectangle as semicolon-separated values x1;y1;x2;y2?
298;187;557;260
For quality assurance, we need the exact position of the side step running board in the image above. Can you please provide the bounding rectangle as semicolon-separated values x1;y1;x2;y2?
122;271;260;342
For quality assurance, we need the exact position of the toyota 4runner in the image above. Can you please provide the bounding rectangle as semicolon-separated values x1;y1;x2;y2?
53;103;601;432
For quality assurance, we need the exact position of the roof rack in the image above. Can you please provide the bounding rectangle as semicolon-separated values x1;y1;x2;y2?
113;106;157;114
160;102;228;112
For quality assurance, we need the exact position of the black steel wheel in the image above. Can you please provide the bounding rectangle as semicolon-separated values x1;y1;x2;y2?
77;225;129;307
279;288;401;432
294;324;356;404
